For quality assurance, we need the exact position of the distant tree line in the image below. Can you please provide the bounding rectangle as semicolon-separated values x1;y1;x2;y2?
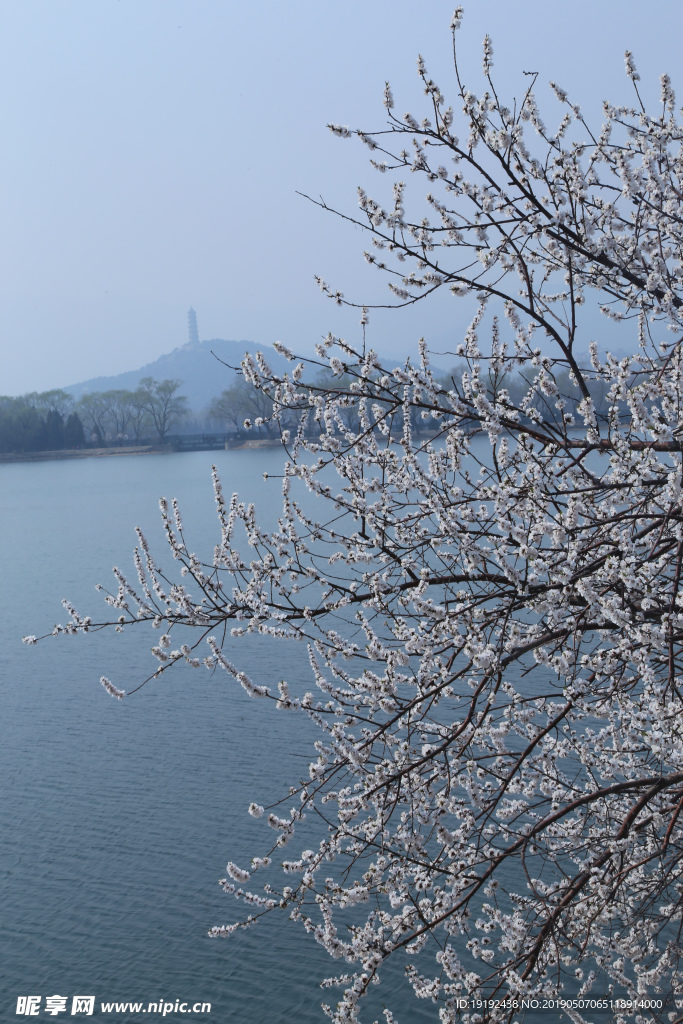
0;378;188;454
0;391;85;454
76;378;188;445
209;371;376;438
208;378;279;437
206;364;615;440
435;363;614;426
1;366;615;456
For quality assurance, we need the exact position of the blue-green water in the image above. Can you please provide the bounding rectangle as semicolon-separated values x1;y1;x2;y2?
0;449;371;1024
0;446;633;1024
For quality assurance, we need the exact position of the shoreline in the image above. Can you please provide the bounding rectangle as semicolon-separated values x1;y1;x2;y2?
0;444;176;464
0;438;285;464
0;431;460;465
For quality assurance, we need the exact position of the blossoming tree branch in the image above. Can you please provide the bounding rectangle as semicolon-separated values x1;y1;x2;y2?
27;9;683;1022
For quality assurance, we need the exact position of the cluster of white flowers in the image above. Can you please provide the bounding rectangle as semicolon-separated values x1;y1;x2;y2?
29;10;683;1024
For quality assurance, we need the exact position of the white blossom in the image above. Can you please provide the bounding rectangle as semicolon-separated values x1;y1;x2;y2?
30;17;683;1024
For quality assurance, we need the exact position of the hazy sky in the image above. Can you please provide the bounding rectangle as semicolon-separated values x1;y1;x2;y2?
1;0;680;395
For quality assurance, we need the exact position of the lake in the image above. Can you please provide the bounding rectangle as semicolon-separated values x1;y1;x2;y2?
3;441;628;1023
1;449;443;1024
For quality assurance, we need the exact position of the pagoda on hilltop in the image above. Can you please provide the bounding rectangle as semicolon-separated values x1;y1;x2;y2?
187;307;199;346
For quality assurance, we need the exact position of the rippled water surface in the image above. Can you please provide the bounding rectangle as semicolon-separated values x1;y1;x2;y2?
4;441;630;1024
2;449;436;1023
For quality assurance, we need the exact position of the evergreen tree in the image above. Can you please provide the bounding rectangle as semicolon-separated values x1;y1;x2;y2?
64;412;85;448
44;409;65;450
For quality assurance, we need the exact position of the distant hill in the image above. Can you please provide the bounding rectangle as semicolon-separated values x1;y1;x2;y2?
63;336;475;419
64;338;286;413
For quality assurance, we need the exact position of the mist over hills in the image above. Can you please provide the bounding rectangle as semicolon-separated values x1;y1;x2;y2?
61;334;458;417
63;338;283;413
61;332;633;421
